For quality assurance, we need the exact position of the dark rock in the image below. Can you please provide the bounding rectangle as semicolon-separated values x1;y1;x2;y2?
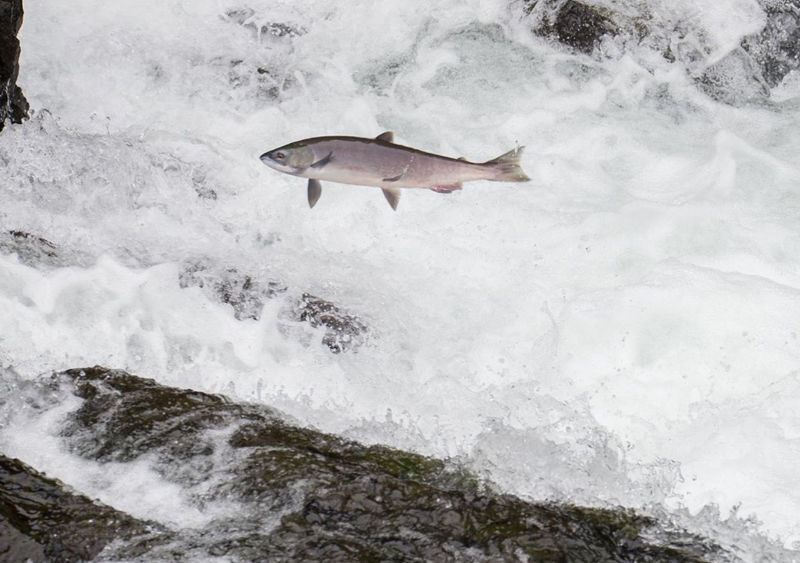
697;47;771;104
179;260;369;353
220;6;303;100
0;230;92;269
522;0;799;102
0;454;161;561
179;259;287;321
524;0;618;54
149;153;218;200
699;1;800;102
0;0;29;131
20;366;725;561
550;1;618;54
0;230;59;267
743;1;800;87
292;292;369;353
224;7;305;39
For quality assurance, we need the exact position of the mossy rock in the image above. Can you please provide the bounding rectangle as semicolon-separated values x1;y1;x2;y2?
2;366;724;561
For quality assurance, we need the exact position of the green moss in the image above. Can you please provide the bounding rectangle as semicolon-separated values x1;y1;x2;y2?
33;366;725;561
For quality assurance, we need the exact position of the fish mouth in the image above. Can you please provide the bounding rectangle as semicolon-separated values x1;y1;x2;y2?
259;151;284;169
259;151;299;174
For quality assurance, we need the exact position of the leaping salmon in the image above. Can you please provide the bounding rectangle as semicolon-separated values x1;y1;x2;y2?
259;132;529;210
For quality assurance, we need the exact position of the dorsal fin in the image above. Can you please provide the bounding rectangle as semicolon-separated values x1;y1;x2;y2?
457;156;467;161
376;131;394;143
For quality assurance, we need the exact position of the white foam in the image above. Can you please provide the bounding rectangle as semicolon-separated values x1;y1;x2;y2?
0;382;222;529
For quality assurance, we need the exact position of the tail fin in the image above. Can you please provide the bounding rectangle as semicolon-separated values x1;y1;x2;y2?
484;146;530;182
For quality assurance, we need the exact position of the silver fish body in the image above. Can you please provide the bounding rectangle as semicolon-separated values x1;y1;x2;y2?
259;131;529;210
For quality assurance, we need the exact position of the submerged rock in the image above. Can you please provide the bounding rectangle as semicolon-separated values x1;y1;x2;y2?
697;0;799;103
290;292;369;353
0;454;160;561
0;230;60;268
522;0;800;103
525;0;619;54
0;366;728;561
697;47;771;104
179;259;287;321
0;230;101;270
224;7;305;39
0;0;28;130
0;240;367;353
179;260;369;353
743;1;800;87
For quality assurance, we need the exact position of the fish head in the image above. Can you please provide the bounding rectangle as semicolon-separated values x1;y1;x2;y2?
259;142;315;175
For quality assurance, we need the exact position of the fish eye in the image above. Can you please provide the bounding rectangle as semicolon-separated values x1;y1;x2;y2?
275;152;286;160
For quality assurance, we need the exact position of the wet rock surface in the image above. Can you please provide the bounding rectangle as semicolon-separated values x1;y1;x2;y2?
525;0;618;54
0;0;28;131
743;1;800;87
523;0;800;102
0;366;726;561
0;231;62;268
224;7;305;39
219;6;303;101
697;48;771;104
0;239;368;354
290;292;369;353
179;260;369;353
0;230;94;270
179;259;288;321
0;454;160;562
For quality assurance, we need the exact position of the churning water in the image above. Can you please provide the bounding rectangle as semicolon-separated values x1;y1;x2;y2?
2;0;800;559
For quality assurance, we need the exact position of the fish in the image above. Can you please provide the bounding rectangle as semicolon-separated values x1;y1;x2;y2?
259;131;529;210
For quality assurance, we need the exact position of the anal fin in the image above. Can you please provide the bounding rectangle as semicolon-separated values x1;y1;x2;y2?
308;178;322;208
382;188;400;210
430;182;462;193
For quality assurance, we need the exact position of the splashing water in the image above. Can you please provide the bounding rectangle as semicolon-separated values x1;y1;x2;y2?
2;0;800;558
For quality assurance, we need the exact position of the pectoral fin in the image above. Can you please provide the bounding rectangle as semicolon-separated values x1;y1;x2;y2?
382;188;400;210
310;152;333;169
308;179;322;208
376;131;394;143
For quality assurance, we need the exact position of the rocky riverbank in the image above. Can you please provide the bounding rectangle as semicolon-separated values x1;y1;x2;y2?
1;367;724;561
